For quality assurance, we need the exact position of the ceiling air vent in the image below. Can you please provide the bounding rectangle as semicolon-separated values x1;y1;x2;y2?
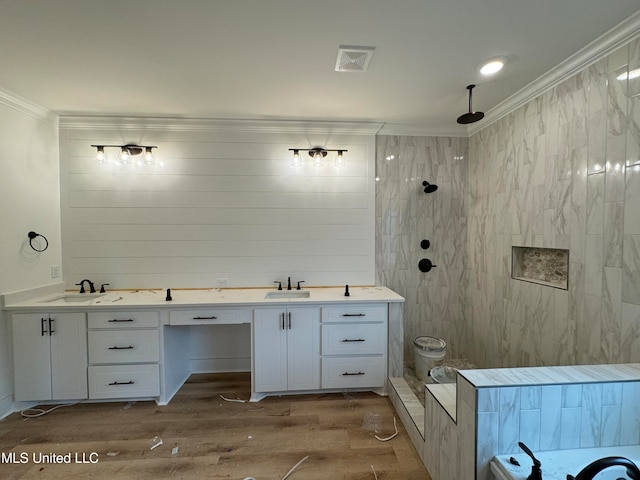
335;46;375;72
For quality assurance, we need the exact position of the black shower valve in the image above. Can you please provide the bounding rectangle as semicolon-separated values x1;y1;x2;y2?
418;258;437;273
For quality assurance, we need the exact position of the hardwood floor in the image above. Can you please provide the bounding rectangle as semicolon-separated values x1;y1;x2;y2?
0;373;430;479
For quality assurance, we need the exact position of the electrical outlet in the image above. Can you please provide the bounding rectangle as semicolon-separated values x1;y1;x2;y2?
51;265;61;278
216;277;229;288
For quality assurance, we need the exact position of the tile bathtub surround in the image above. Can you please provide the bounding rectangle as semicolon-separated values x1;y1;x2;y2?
475;380;640;466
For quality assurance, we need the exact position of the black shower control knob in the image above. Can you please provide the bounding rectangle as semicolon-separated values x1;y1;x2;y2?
420;239;430;250
418;259;437;272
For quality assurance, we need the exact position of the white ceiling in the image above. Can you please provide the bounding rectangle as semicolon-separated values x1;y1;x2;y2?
1;0;640;134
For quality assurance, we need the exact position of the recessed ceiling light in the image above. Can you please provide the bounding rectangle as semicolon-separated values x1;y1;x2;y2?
478;57;507;76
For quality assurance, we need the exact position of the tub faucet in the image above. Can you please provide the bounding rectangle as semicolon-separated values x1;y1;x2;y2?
567;456;640;480
76;279;96;293
518;442;542;480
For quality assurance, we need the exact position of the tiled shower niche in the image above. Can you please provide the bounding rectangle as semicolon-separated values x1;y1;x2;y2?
511;246;569;290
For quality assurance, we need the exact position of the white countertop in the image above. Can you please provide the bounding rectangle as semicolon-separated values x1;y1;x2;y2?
492;445;640;480
2;286;404;310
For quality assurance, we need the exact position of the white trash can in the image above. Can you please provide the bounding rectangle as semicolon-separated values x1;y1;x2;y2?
413;336;446;382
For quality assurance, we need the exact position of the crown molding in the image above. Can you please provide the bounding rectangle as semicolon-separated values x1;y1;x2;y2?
0;86;57;125
468;10;640;136
58;115;383;135
377;123;468;137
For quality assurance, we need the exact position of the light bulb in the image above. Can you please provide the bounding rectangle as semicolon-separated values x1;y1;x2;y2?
95;146;107;164
335;150;345;168
291;149;302;167
118;147;131;165
144;147;156;165
313;151;323;167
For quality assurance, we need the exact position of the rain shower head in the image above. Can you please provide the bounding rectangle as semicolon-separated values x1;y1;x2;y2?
457;84;485;124
422;181;438;193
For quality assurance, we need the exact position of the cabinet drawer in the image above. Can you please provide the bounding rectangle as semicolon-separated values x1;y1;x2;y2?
169;308;249;325
321;305;387;323
322;323;386;355
88;311;159;329
321;357;386;389
88;364;159;399
88;330;159;364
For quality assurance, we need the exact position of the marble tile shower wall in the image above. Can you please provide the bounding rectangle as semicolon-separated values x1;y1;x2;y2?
466;37;640;369
476;380;640;459
375;136;469;361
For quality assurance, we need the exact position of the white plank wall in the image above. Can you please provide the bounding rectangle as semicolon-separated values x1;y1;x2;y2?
58;118;377;289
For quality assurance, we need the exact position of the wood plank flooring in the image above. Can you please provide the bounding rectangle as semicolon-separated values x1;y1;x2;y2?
0;373;430;479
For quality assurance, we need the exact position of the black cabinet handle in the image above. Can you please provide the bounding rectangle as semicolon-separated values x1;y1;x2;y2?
108;380;134;386
108;318;134;323
342;372;365;376
342;313;365;317
341;338;365;342
280;312;285;330
193;316;217;320
40;317;47;336
108;346;134;350
48;317;55;335
288;312;292;329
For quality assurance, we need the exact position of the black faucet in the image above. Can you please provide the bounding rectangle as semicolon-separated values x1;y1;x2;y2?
287;276;292;290
567;456;640;480
518;442;542;480
76;279;96;293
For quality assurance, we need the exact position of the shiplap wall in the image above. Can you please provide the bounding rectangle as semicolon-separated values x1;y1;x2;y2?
58;118;377;289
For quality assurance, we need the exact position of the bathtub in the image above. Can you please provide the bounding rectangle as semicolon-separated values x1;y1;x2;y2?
491;445;640;480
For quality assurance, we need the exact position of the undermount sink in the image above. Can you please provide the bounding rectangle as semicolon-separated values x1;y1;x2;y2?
41;293;106;303
264;290;310;299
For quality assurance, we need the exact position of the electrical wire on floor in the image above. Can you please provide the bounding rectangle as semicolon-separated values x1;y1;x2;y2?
219;394;246;403
242;455;309;480
371;465;379;480
21;403;77;418
374;416;398;442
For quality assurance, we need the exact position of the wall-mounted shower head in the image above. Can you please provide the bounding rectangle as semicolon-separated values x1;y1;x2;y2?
422;181;438;193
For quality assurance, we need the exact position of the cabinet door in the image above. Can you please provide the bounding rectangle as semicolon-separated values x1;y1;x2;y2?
286;308;320;391
50;313;87;400
253;308;287;392
12;314;53;401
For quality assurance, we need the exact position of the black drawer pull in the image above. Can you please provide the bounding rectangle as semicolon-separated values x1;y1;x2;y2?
109;380;134;386
342;371;365;376
341;338;365;342
108;319;134;323
342;313;365;317
108;346;134;350
193;316;218;320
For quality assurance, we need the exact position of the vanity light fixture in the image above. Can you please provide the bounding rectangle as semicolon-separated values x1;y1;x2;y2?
288;147;348;168
91;144;158;165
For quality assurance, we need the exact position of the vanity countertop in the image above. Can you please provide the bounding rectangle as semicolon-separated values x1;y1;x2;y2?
2;286;404;310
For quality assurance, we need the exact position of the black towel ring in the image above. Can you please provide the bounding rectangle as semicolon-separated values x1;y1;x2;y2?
28;231;49;252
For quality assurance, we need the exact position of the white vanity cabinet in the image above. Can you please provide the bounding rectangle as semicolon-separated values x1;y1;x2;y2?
253;307;320;393
320;304;387;389
12;312;87;401
87;311;160;400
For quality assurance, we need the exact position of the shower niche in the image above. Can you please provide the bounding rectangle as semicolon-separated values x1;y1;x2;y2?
511;246;569;290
